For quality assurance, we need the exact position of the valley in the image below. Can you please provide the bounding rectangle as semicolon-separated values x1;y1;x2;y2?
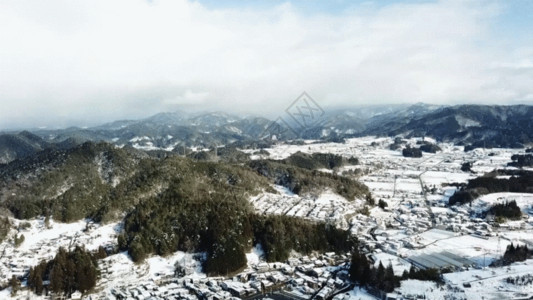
1;135;532;300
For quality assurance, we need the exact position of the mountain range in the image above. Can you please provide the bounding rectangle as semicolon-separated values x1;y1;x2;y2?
1;103;532;164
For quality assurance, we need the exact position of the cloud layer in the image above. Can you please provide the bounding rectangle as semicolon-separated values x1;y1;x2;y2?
1;0;532;128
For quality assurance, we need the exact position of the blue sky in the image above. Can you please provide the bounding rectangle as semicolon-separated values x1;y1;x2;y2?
1;0;532;128
197;0;533;42
197;0;434;13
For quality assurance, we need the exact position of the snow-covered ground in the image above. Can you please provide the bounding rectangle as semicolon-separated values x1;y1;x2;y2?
470;192;533;215
250;186;364;229
0;218;121;283
443;259;533;300
2;136;533;299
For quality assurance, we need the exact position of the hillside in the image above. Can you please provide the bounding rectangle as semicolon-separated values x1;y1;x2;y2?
0;131;51;164
363;105;533;148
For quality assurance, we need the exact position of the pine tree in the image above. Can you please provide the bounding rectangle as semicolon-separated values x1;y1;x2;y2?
376;262;385;290
384;263;396;292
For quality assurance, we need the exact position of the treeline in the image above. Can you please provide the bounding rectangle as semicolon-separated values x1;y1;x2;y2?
118;173;355;276
186;146;251;163
389;137;406;150
461;162;472;172
417;141;442;153
402;146;422;158
116;160;269;275
253;215;355;262
349;252;398;293
282;151;358;170
1;142;369;224
0;142;274;223
26;246;105;297
349;251;442;294
492;244;531;266
508;154;533;168
2;142;141;222
449;170;533;206
0;216;9;243
488;201;522;221
248;160;369;200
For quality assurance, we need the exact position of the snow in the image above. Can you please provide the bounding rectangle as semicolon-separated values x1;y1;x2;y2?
405;233;514;267
443;259;533;300
371;252;412;276
469;192;533;215
335;287;377;300
250;186;361;228
129;136;151;142
0;217;121;285
246;244;265;267
395;280;446;300
146;252;204;279
3;136;533;299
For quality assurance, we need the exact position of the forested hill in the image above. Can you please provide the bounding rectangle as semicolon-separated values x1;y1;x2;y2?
0;140;367;275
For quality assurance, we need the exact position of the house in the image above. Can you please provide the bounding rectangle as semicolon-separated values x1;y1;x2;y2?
71;291;82;300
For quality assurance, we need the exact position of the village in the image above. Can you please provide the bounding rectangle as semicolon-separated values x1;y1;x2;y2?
1;136;533;299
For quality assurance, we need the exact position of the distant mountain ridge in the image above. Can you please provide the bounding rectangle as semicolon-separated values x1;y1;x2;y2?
362;104;533;148
1;104;532;164
0;131;50;164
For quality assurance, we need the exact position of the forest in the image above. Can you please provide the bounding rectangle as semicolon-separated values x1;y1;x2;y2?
24;246;105;297
448;170;533;206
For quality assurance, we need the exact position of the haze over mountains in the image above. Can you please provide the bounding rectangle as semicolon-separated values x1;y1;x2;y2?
1;103;533;165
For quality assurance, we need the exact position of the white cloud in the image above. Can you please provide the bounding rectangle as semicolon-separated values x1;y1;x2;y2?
0;0;532;128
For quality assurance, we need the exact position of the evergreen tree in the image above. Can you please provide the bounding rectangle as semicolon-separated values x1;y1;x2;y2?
384;263;396;292
376;262;385;290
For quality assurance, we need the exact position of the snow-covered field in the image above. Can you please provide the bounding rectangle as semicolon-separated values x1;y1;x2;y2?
444;259;533;300
470;192;533;215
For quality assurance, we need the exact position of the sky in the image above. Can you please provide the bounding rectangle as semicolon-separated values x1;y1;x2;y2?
1;0;533;129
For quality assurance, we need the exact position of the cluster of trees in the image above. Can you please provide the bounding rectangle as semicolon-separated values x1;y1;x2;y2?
253;215;355;262
117;162;268;275
2;142;139;222
350;251;443;294
14;234;25;247
282;151;358;170
0;216;10;243
378;199;388;210
248;159;369;200
492;244;531;266
389;137;406;151
468;173;533;193
461;162;472;172
449;170;533;206
489;201;522;221
27;246;104;297
506;274;533;286
508;154;533;168
402;146;422;158
448;190;476;206
417;141;442;153
186;146;252;163
503;244;530;265
402;266;443;282
349;251;398;293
